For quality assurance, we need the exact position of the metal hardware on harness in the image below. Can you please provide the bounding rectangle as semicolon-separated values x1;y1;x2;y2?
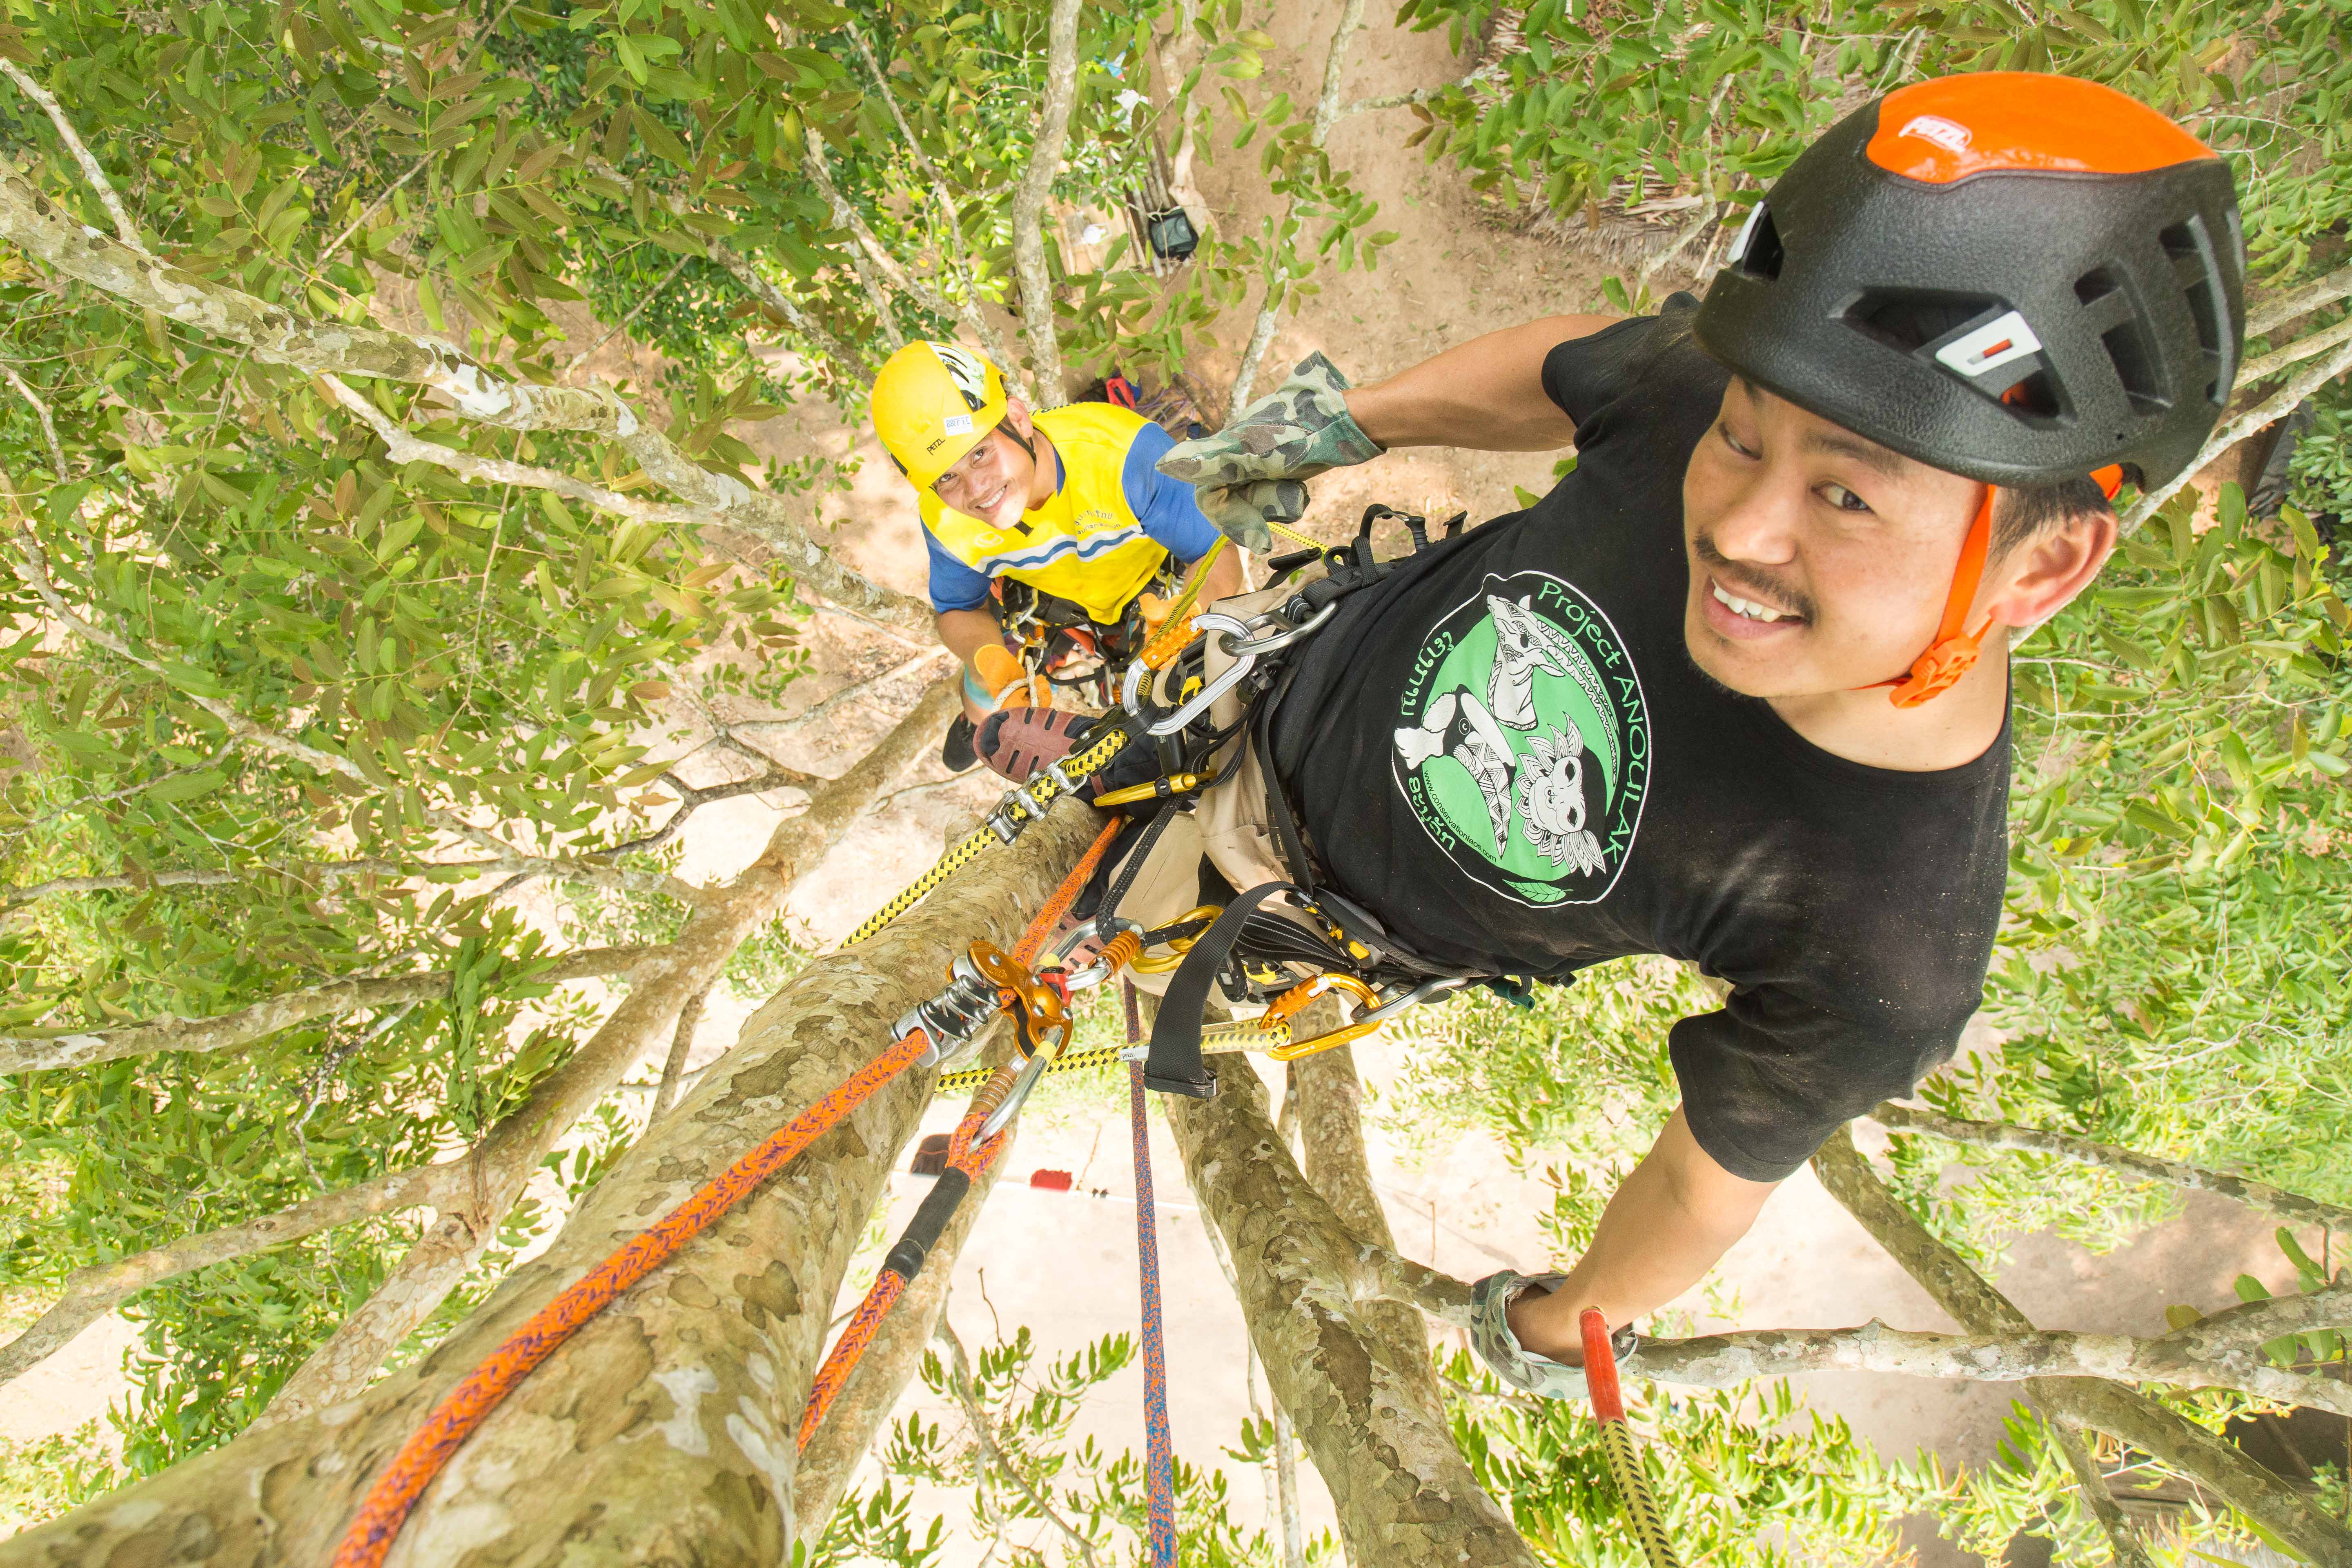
1092;771;1208;809
1216;598;1337;657
1056;918;1145;993
1356;977;1470;1028
897;951;1004;1069
899;942;1070;1070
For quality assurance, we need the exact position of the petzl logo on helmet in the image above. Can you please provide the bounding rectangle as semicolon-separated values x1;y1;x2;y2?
930;342;992;412
1899;114;1972;155
1391;572;1650;907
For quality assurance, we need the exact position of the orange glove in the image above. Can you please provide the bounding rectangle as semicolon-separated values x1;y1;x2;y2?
972;644;1051;710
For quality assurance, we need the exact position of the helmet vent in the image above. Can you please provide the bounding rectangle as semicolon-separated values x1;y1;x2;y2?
1733;207;1785;281
2100;321;2168;414
2160;216;2230;405
2074;267;2118;307
1843;288;2007;355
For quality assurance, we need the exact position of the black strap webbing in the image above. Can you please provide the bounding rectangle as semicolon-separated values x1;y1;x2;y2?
1143;881;1304;1099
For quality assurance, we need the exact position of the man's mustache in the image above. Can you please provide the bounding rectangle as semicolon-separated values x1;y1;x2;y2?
1691;534;1816;624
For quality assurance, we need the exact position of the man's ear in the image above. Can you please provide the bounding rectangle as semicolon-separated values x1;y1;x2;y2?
1985;508;2118;633
1000;399;1034;439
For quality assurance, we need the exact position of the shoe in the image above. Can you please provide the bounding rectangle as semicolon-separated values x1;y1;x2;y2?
942;714;979;773
978;706;1098;784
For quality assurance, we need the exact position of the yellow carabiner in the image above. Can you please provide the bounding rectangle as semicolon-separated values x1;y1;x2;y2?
1264;973;1385;1060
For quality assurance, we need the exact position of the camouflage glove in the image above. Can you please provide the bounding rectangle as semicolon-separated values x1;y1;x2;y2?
1156;351;1383;551
1469;1271;1640;1399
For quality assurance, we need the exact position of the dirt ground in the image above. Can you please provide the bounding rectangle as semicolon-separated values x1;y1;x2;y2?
4;4;2322;1564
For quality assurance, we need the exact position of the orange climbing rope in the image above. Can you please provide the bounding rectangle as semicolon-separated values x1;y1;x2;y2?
330;815;1125;1568
797;922;1147;1448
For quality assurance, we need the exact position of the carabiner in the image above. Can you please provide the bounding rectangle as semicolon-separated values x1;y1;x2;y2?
1217;598;1338;658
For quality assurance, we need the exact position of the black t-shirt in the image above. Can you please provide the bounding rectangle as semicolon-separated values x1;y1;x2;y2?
1270;298;2009;1181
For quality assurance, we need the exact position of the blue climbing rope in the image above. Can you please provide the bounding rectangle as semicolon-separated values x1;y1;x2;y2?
1127;980;1178;1566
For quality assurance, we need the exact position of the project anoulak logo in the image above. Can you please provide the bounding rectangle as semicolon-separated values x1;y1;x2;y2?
1391;571;1650;906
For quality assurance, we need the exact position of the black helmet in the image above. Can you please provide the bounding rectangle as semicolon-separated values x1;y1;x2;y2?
1695;72;2244;491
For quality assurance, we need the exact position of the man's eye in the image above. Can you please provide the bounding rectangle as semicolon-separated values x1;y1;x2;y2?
1821;483;1873;514
1718;422;1757;459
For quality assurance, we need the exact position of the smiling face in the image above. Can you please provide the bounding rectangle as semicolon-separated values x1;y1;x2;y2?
1680;376;1993;699
930;401;1040;529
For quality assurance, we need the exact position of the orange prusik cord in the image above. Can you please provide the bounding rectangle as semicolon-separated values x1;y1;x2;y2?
796;1071;1016;1447
331;814;1125;1568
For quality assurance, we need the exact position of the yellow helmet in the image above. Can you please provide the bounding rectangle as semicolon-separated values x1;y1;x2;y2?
871;340;1009;490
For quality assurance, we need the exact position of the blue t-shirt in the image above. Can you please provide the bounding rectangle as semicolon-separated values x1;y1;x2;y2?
924;416;1220;616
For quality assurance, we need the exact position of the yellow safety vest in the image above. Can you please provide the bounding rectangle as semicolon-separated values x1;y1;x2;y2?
920;403;1175;625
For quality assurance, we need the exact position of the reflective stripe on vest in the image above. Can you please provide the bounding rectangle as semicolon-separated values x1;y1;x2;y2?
921;402;1172;624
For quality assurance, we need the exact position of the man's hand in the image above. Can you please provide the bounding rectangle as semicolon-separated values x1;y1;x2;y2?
1472;1107;1777;1394
1156;352;1383;551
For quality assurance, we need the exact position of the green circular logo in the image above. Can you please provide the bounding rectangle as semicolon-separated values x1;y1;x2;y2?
1390;572;1651;906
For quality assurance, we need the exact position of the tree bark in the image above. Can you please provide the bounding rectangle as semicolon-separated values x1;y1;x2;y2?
1167;1053;1536;1567
1871;1101;2352;1234
260;683;958;1426
0;800;1104;1568
1289;1032;1445;1416
1813;1128;2352;1566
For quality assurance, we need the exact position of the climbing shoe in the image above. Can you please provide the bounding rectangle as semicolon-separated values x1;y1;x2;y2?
978;706;1098;784
941;714;979;774
1468;1271;1639;1398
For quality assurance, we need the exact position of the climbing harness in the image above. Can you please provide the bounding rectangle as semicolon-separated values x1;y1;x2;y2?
330;817;1123;1568
1583;1308;1683;1568
1128;981;1179;1567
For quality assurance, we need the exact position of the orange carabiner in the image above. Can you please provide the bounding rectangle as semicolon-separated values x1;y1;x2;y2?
1263;974;1386;1061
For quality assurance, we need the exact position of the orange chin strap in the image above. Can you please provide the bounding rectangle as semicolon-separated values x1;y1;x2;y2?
1876;463;2124;708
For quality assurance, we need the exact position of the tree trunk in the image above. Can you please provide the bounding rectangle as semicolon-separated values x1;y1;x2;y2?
0;802;1104;1568
1167;1053;1537;1567
1289;1033;1445;1416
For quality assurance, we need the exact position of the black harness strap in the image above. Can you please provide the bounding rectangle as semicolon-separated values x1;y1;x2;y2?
1142;881;1307;1098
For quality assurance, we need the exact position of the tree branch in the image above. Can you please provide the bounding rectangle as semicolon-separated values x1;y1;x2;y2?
846;26;1027;395
652;978;712;1117
319;372;706;524
1009;0;1082;401
0;1149;481;1388
0;171;622;433
0;60;146;253
937;1315;1105;1568
1814;1127;2352;1564
2233;311;2352;398
0;356;67;476
0;944;650;1075
1343;62;1502;116
798;134;922;354
1871;1102;2352;1235
1289;1033;1445;1412
711;241;871;384
257;682;960;1422
1227;0;1367;418
2124;330;2352;530
2248;263;2352;338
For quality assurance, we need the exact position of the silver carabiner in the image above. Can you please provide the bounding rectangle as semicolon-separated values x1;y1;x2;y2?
1056;917;1143;992
1143;612;1254;737
1218;599;1338;658
1354;976;1470;1028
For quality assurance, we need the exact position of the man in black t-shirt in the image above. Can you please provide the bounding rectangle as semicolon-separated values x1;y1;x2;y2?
1154;74;2244;1390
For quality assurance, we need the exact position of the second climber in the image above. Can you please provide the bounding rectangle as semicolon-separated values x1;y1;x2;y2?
870;340;1245;778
